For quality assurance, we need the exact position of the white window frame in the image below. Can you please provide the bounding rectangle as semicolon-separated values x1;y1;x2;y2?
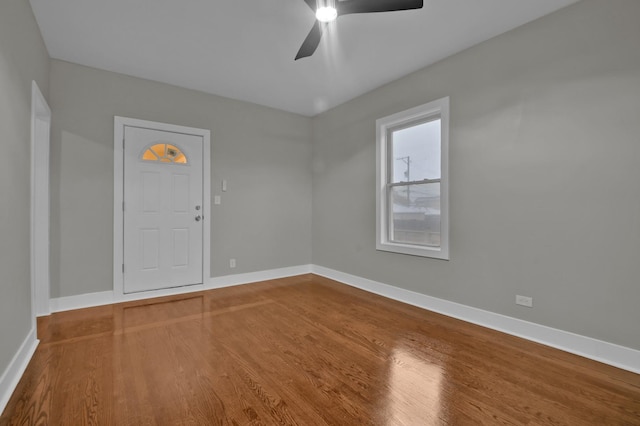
376;97;450;260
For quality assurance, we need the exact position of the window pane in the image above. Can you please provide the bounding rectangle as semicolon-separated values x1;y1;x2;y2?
390;182;440;247
391;118;441;183
166;144;180;159
142;149;157;161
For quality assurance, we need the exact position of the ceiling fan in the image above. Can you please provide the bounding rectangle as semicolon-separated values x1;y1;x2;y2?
295;0;424;60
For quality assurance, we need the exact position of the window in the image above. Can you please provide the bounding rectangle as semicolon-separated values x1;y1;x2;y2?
376;97;449;259
142;143;188;164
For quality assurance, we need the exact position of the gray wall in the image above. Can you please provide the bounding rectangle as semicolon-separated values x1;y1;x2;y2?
312;0;640;350
49;60;312;298
0;0;50;374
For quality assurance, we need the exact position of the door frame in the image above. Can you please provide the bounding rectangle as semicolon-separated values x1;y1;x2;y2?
113;116;211;301
31;81;52;320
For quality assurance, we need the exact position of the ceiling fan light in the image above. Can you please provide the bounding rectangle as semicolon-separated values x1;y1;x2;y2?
316;6;337;22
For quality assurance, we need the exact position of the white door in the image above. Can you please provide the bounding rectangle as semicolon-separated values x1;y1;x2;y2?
123;125;203;293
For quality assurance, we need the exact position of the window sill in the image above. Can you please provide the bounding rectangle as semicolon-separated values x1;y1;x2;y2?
376;241;449;260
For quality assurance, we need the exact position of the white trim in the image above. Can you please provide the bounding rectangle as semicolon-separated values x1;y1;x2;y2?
30;81;51;320
0;327;38;414
49;290;115;313
209;264;312;288
49;265;313;312
311;265;640;374
113;117;211;301
376;97;450;260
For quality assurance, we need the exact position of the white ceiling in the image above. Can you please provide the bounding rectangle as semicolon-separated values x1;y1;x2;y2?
30;0;580;116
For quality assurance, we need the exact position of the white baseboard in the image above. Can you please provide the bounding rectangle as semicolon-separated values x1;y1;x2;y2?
209;264;312;288
0;327;39;415
47;265;313;313
311;265;640;375
49;290;115;313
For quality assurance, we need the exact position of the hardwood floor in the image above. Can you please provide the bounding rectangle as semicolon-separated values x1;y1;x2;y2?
2;274;639;425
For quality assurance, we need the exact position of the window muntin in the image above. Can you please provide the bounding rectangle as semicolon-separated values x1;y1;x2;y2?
141;143;188;164
376;97;449;259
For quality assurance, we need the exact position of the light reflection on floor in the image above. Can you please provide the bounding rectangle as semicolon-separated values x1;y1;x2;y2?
382;346;444;425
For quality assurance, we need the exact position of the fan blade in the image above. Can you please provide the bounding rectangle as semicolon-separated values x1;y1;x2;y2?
302;0;316;11
295;21;324;60
337;0;423;16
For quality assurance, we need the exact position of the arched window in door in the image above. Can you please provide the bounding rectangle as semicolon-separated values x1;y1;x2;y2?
141;143;188;164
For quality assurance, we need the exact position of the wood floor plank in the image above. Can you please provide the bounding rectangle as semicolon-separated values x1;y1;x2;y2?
2;274;639;425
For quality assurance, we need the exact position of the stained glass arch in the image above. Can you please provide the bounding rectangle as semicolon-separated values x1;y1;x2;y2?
141;143;188;164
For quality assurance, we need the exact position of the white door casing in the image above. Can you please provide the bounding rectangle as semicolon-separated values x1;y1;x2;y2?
114;117;210;299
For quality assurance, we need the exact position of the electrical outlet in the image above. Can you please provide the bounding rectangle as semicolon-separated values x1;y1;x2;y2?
229;258;236;268
214;195;221;205
516;295;533;308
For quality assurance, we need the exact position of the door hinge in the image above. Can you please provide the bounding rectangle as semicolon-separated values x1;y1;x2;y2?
122;264;125;273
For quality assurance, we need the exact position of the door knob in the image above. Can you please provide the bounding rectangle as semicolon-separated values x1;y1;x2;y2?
195;215;201;222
